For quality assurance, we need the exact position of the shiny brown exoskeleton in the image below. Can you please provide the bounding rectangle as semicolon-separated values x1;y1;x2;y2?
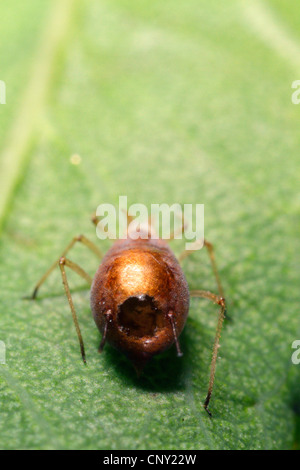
91;238;189;373
30;214;227;416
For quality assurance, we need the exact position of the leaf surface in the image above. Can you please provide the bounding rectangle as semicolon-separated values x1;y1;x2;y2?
0;0;299;450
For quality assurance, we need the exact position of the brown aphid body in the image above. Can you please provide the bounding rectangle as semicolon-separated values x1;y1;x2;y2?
91;238;189;372
31;214;227;415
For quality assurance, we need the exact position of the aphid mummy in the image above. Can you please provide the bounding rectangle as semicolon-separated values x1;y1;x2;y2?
91;238;189;373
30;215;227;416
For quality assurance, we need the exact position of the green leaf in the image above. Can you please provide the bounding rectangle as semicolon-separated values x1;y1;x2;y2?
0;0;299;450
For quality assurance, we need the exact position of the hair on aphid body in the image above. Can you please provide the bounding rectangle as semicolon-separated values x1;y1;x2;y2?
30;213;227;416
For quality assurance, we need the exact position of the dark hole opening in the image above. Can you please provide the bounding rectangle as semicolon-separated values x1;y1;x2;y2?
118;295;164;338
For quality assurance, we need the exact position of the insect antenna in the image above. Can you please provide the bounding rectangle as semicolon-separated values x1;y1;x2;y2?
98;310;112;353
167;311;183;357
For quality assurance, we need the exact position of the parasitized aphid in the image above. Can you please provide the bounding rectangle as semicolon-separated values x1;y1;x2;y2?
30;213;227;416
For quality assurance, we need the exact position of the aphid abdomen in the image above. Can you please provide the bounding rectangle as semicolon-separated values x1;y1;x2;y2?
90;238;190;371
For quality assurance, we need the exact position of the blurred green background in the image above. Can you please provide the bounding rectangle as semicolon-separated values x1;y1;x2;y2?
0;0;299;450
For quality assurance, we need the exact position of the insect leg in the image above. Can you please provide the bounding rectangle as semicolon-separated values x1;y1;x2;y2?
202;240;224;298
59;257;93;363
31;234;102;299
179;239;224;298
91;212;99;226
190;290;227;417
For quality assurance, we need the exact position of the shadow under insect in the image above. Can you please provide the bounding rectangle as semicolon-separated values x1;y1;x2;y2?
100;327;190;393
